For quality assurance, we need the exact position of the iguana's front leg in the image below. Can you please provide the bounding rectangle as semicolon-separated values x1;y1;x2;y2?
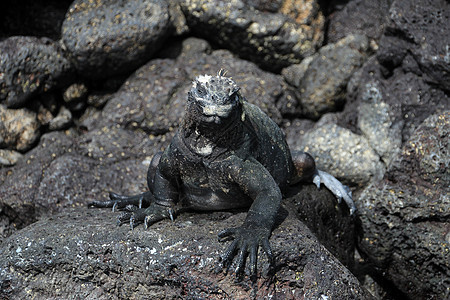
218;157;281;279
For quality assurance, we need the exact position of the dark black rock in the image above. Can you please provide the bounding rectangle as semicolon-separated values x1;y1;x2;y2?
61;0;171;79
285;184;356;268
0;0;73;40
0;129;159;238
340;56;449;145
357;111;450;300
377;0;450;91
0;207;372;299
327;0;391;44
0;36;75;108
179;0;325;72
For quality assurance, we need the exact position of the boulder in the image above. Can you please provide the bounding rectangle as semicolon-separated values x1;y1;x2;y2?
340;56;449;159
61;0;171;79
179;0;325;72
0;207;373;299
327;0;391;44
296;123;385;186
0;128;162;238
0;36;74;108
377;0;450;91
0;105;41;152
281;34;371;119
357;111;450;299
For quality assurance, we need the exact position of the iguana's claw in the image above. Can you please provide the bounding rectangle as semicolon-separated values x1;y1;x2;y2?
218;223;273;280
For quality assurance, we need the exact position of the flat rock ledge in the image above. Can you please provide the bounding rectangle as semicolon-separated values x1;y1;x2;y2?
0;207;372;299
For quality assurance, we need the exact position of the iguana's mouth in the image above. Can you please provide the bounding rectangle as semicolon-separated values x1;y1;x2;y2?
203;115;222;124
198;100;235;118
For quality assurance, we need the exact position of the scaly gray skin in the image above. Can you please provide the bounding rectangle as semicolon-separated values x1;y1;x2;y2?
89;71;355;279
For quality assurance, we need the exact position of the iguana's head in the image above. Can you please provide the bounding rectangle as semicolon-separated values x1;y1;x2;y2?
185;70;242;130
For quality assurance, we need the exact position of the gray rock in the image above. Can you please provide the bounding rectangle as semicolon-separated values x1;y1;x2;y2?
48;106;73;131
0;130;153;238
101;58;187;135
76;126;167;165
281;118;315;150
0;105;41;152
281;34;370;120
179;0;325;71
0;149;23;166
357;81;403;166
327;0;391;44
341;56;449;146
0;36;74;108
61;0;171;79
63;83;88;111
297;123;385;186
377;0;450;91
357;111;450;300
0;207;373;299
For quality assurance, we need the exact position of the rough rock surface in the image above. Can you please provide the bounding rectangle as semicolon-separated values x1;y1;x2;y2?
0;105;41;152
1;0;448;298
0;207;372;299
0;149;23;166
0;128;160;238
0;36;74;108
327;0;391;44
355;74;403;166
357;111;450;300
281;34;370;119
297;123;385;186
285;184;355;268
377;0;450;91
179;0;325;71
62;0;171;79
342;56;449;142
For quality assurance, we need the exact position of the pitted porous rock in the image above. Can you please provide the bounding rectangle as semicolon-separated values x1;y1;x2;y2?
62;0;171;79
0;105;41;152
0;36;74;108
377;0;450;91
281;34;371;119
358;111;450;300
179;0;324;71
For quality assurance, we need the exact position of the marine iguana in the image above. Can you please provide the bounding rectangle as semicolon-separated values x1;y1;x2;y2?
89;70;355;278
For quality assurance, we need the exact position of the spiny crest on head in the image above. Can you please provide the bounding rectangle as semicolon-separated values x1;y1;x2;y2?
190;70;240;105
